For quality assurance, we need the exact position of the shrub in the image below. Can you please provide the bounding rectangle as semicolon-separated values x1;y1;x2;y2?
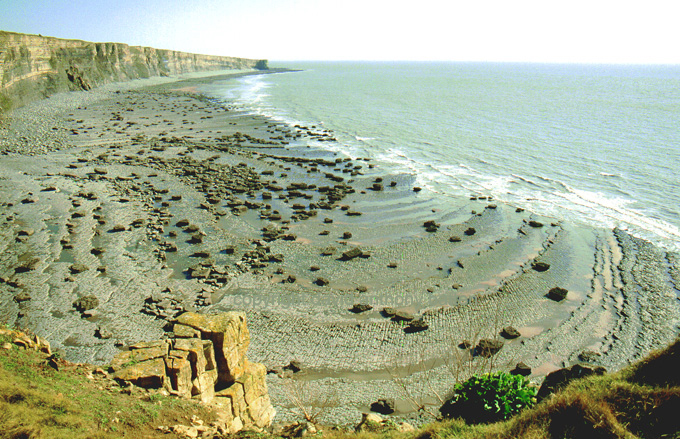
440;372;537;424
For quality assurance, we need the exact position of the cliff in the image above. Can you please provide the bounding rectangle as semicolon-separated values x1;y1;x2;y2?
0;31;268;113
109;312;275;433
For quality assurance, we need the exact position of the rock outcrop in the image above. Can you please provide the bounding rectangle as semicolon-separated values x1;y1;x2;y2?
109;312;275;433
0;31;268;113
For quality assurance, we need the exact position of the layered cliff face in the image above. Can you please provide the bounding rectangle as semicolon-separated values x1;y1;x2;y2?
0;31;267;113
109;312;275;433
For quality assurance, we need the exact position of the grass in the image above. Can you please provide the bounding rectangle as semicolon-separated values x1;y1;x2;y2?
1;323;678;438
0;327;214;439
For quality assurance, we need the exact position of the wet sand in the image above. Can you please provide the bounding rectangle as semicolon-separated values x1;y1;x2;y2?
1;70;679;426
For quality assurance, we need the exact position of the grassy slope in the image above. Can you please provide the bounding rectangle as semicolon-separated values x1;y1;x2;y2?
1;325;678;439
0;328;214;439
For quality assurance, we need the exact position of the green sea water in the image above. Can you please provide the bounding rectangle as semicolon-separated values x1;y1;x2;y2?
210;62;680;251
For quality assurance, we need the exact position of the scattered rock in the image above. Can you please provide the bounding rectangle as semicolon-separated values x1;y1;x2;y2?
15;257;40;273
13;292;31;303
405;318;429;333
73;295;99;312
464;227;476;236
391;310;415;322
370;398;395;415
350;303;372;313
532;261;551;272
320;246;336;256
341;247;363;260
474;339;504;358
458;340;472;349
500;326;521;339
511;362;532;376
284;360;303;373
111;224;127;232
69;263;89;274
547;287;568;301
315;277;329;286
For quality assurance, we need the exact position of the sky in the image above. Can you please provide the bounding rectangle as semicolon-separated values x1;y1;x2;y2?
1;0;678;64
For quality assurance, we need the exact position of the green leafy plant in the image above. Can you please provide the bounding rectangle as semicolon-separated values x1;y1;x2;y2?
440;372;537;424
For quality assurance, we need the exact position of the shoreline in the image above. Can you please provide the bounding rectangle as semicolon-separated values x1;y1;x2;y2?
0;71;679;426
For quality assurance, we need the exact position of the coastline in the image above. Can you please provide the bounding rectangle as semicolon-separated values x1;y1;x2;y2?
0;70;679;426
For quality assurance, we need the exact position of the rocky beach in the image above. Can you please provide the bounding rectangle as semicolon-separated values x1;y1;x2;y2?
1;68;679;426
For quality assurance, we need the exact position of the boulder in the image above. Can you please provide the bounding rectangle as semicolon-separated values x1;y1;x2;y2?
315;277;330;286
350;303;372;313
464;227;476;236
73;295;99;312
532;261;551;272
370;398;395;415
511;362;532;376
341;247;363;260
392;310;415;322
500;326;521;339
69;263;89;274
547;287;568;301
474;339;504;358
15;257;40;272
13;292;31;303
405;319;429;333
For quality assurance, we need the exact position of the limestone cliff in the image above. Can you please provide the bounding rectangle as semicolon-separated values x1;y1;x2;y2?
109;312;275;433
0;31;268;113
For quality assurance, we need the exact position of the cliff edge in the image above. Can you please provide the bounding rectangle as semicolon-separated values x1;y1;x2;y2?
0;31;268;113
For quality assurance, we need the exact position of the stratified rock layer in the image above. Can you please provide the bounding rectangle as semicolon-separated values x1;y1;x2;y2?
110;312;275;433
0;31;267;112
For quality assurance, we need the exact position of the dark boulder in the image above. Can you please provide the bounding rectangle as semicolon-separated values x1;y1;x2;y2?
405;319;429;333
511;362;532;376
532;261;550;272
474;339;504;358
350;303;373;313
370;398;396;415
342;247;363;260
315;277;330;286
547;287;568;301
73;295;99;312
500;326;521;339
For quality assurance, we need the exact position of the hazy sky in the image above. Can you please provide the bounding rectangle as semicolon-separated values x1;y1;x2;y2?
1;0;678;63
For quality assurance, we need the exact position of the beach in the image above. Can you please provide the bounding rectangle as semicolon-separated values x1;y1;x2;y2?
1;70;678;426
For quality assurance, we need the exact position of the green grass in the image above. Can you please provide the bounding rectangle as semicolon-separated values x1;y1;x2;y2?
0;328;214;438
2;323;678;439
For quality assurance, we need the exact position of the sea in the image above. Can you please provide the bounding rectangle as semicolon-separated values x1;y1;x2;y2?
205;62;680;252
